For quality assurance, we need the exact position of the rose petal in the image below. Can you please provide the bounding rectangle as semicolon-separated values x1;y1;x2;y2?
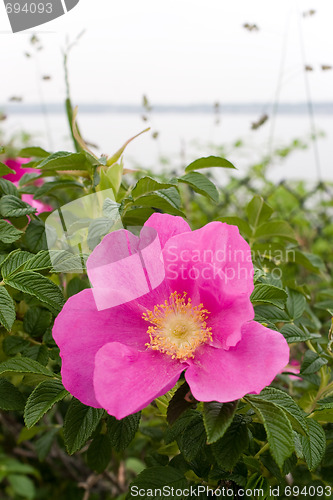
185;321;289;402
3;157;32;182
87;227;167;310
52;289;149;407
144;213;191;249
163;221;254;347
208;294;254;349
21;193;52;214
94;342;185;419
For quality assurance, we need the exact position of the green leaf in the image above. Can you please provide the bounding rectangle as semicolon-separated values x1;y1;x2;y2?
50;251;88;273
24;344;49;366
122;208;154;226
322;441;333;467
165;410;206;462
134;188;184;216
203;400;239;444
38;151;91;172
315;299;333;312
19;172;41;186
34;179;84;200
165;409;198;443
180;422;208;464
251;284;288;309
245;397;294;468
0;357;54;377
19;249;85;273
4;271;65;314
128;466;187;499
0;456;38;476
254;304;290;323
300;351;328;375
246;473;270;498
87;434;112;473
103;163;123;194
250;388;308;436
103;198;121;218
87;217;114;250
294;250;325;273
0;162;15;176
25;219;48;253
23;307;52;337
24;379;68;428
300;419;326;471
3;336;29;356
107;412;141;451
0;195;37;217
286;289;306;320
0;220;23;244
217;216;252;238
317;395;333;410
21;250;52;271
167;382;196;425
98;168;115;192
185;156;236;173
0;178;19;196
178;172;219;203
66;276;89;298
131;176;177;199
19;146;50;158
0;253;7;266
312;409;333;424
0;378;25;411
280;324;313;343
35;428;58;461
246;195;273;228
8;474;36;500
0;286;16;331
0;250;35;278
254;221;297;242
212;415;250;470
64;399;104;454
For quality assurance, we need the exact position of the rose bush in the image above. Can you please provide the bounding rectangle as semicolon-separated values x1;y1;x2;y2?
1;138;332;498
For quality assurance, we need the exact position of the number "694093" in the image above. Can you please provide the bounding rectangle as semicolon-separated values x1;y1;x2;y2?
5;3;53;14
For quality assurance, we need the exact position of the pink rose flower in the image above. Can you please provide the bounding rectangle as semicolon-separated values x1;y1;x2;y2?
3;158;52;214
53;214;289;419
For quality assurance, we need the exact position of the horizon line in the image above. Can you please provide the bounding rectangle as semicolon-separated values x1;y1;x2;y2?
1;101;333;115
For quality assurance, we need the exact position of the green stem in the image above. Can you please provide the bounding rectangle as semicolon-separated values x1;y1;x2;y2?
306;340;317;353
309;367;332;413
254;442;270;459
319;380;333;399
63;32;86;153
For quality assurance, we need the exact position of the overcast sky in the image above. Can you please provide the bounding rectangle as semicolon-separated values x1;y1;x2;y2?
0;0;332;105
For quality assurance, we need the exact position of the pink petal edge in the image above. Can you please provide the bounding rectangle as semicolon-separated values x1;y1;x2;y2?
93;342;185;419
52;289;149;408
144;212;191;249
185;321;290;402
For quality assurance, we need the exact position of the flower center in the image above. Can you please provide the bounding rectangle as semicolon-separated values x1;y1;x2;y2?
143;291;212;360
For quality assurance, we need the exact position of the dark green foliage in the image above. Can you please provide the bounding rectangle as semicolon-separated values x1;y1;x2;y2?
107;412;141;451
63;399;104;454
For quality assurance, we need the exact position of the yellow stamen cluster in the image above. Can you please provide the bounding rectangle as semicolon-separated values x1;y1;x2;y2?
142;291;212;360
